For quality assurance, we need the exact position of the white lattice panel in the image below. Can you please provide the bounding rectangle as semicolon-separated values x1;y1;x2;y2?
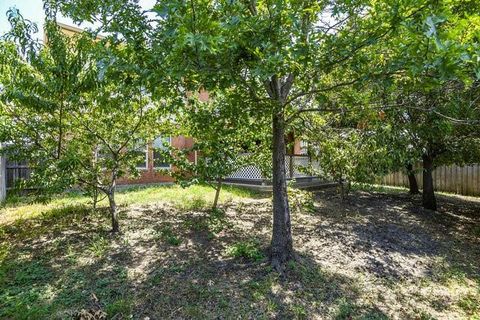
227;155;320;181
227;165;263;180
293;156;310;177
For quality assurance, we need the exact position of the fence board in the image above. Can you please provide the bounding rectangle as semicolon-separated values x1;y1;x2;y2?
5;159;31;190
380;164;480;197
0;151;5;202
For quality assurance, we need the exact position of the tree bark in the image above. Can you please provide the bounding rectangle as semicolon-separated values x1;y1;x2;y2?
108;188;119;232
212;178;222;210
406;163;419;194
270;111;294;271
91;185;99;210
422;154;437;211
107;171;119;232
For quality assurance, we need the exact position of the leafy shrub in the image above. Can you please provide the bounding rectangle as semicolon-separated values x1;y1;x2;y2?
155;225;182;246
88;235;109;257
226;240;264;261
288;188;315;214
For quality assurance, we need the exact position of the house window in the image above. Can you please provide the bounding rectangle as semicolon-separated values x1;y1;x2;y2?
300;140;308;155
153;136;171;169
95;145;113;164
133;141;148;169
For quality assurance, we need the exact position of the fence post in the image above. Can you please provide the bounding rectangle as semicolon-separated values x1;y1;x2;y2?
0;143;6;202
289;155;294;179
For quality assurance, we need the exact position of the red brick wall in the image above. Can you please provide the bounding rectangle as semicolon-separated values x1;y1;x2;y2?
117;136;195;185
293;139;303;155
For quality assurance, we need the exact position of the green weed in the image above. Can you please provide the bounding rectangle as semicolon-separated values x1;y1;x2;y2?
208;208;232;234
335;298;356;320
226;239;264;262
458;294;480;315
155;224;182;246
88;235;109;257
290;304;308;319
106;299;132;318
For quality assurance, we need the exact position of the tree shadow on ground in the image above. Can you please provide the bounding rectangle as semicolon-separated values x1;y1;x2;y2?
1;190;478;319
307;189;480;281
134;229;388;319
0;204;138;318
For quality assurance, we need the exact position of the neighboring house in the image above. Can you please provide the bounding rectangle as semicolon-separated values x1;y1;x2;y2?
0;23;318;199
117;135;196;186
58;23;199;186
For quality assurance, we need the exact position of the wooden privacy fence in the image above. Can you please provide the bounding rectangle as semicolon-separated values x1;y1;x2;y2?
0;152;5;202
5;159;31;190
379;164;480;197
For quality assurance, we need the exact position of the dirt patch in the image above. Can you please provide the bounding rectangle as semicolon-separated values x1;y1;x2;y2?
1;189;479;319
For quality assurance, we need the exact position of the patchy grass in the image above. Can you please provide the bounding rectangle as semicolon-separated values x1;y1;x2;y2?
154;224;182;246
0;185;479;319
350;182;412;194
0;184;260;226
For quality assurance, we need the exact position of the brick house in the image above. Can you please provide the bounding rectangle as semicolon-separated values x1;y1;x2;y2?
55;23;200;186
0;23;314;200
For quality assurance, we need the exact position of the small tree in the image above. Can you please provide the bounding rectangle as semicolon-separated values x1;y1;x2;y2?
57;21;161;232
166;91;265;210
0;8;161;232
0;9;94;195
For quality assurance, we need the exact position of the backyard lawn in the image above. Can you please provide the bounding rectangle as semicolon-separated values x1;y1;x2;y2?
1;185;479;319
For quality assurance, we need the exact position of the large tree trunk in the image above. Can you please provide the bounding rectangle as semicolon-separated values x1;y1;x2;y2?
270;112;294;271
406;163;419;194
422;154;437;211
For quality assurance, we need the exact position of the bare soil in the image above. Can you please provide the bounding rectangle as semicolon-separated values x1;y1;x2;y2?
1;188;479;319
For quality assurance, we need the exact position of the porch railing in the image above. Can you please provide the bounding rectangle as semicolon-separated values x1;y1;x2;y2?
2;155;322;189
226;154;320;182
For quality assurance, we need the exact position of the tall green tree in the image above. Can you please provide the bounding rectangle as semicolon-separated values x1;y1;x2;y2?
53;0;434;270
377;0;480;210
155;0;435;270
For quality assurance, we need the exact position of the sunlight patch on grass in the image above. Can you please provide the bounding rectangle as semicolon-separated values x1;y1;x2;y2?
0;194;89;226
351;183;409;194
116;184;261;207
0;184;263;227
